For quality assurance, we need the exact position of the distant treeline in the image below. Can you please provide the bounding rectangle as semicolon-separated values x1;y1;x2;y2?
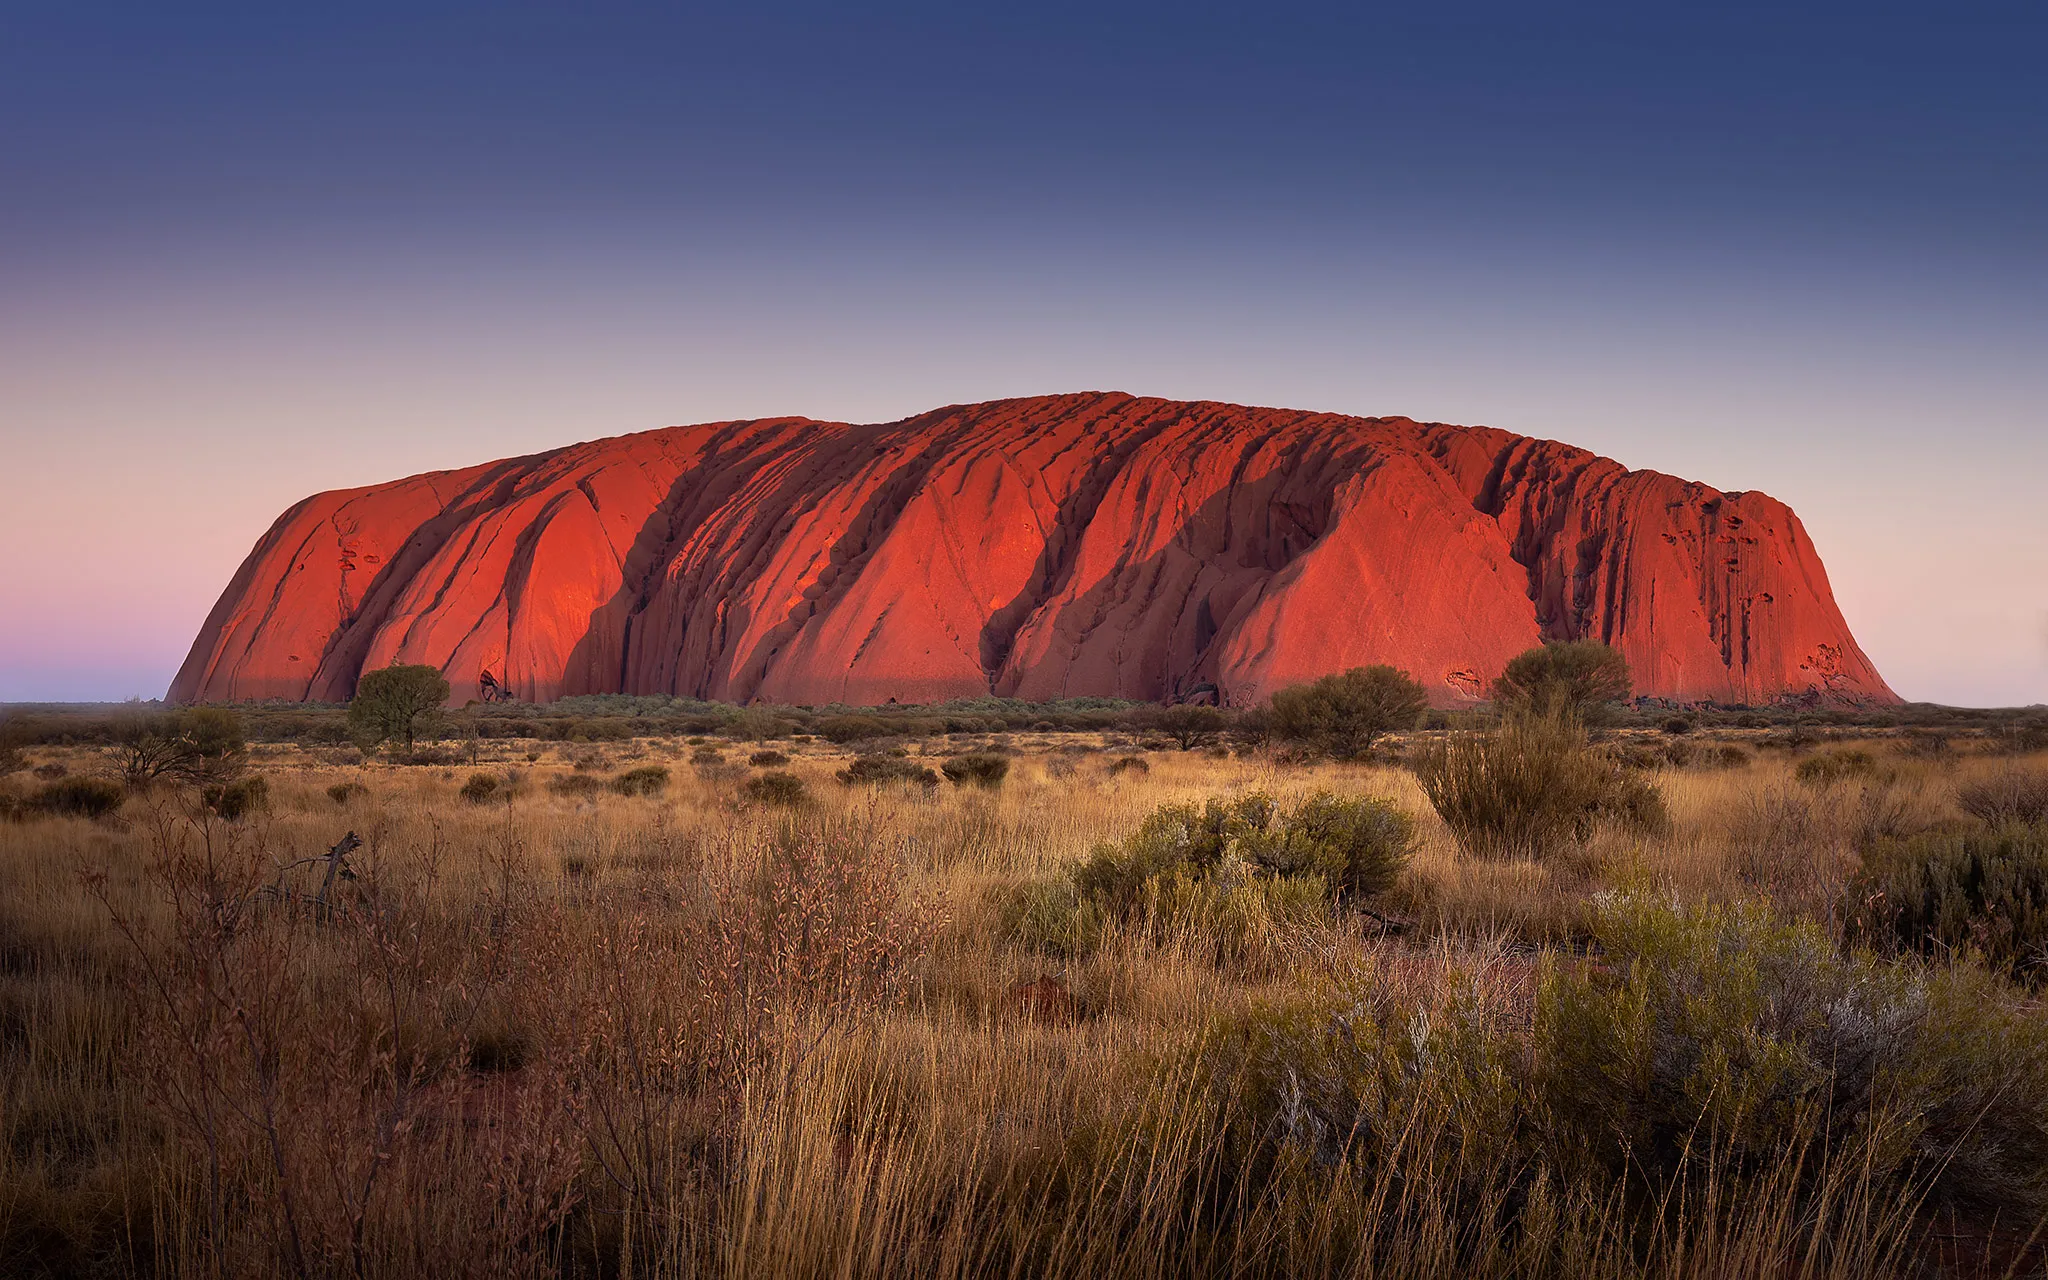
2;692;2044;750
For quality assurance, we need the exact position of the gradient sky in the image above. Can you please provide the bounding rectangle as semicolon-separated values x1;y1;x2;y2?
3;2;2043;705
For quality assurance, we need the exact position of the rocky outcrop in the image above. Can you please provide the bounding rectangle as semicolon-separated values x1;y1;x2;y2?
169;393;1895;708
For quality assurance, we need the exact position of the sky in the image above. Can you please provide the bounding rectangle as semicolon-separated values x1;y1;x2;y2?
2;1;2043;706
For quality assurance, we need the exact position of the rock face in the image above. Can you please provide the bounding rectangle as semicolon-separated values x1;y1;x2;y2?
169;393;1894;708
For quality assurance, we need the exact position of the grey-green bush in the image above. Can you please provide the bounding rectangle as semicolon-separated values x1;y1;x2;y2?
1794;748;1880;788
941;754;1009;788
1240;791;1416;900
744;771;809;807
1415;712;1664;859
611;765;670;797
1847;826;2048;984
347;663;450;751
1490;641;1632;723
202;774;269;820
27;776;125;819
1269;666;1429;759
1056;792;1411;932
1542;891;2048;1210
815;716;895;744
836;756;940;788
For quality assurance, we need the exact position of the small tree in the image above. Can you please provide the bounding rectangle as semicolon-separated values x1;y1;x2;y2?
115;708;248;789
1491;641;1632;723
348;664;451;752
1269;666;1429;760
1415;709;1668;860
1137;704;1229;751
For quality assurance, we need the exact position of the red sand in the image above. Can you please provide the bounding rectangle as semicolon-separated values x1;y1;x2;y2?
168;393;1894;708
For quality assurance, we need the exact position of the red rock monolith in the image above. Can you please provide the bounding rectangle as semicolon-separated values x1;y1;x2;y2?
169;393;1895;708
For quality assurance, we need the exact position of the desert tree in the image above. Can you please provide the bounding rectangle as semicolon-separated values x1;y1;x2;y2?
1491;640;1633;723
347;664;451;752
1269;665;1430;760
1136;703;1230;751
114;707;248;789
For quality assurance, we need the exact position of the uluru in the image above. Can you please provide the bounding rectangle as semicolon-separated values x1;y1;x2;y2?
169;392;1894;709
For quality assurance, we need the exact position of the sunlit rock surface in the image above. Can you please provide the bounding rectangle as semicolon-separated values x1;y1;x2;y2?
170;393;1894;708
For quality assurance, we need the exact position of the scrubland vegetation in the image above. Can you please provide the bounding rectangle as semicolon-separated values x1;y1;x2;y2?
4;674;2048;1277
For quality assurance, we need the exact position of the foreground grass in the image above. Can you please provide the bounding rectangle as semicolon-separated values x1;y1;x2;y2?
2;731;2045;1277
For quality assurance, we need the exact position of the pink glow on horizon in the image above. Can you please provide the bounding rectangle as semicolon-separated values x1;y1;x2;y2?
2;248;2044;707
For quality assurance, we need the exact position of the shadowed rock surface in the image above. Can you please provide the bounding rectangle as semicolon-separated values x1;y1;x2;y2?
169;392;1894;708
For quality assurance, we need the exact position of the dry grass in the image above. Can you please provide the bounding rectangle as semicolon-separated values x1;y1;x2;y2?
0;731;2043;1277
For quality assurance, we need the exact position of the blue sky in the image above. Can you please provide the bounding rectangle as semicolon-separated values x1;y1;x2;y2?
3;2;2043;703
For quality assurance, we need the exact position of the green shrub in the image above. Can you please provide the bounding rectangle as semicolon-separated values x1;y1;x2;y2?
326;780;369;805
113;707;248;788
1660;716;1693;735
547;773;605;799
1415;712;1662;859
1016;792;1412;960
611;765;670;797
689;745;724;765
1491;641;1632;723
1794;748;1880;789
1131;704;1229;751
1269;665;1429;759
549;716;638;743
723;707;793;741
748;749;790;768
27;776;125;819
1008;864;1330;965
744;771;809;807
1206;968;1524;1179
1239;791;1416;900
201;774;269;820
1607;738;1707;773
1709;743;1751;769
1541;894;1911;1177
1106;755;1149;777
1541;892;2048;1210
941;753;1010;789
836;756;939;788
1847;826;2048;984
816;716;894;744
347;663;450;751
1602;770;1672;839
459;773;500;804
1955;768;2048;828
1068;795;1269;915
1897;964;2048;1208
1208;892;2048;1224
997;879;1114;958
